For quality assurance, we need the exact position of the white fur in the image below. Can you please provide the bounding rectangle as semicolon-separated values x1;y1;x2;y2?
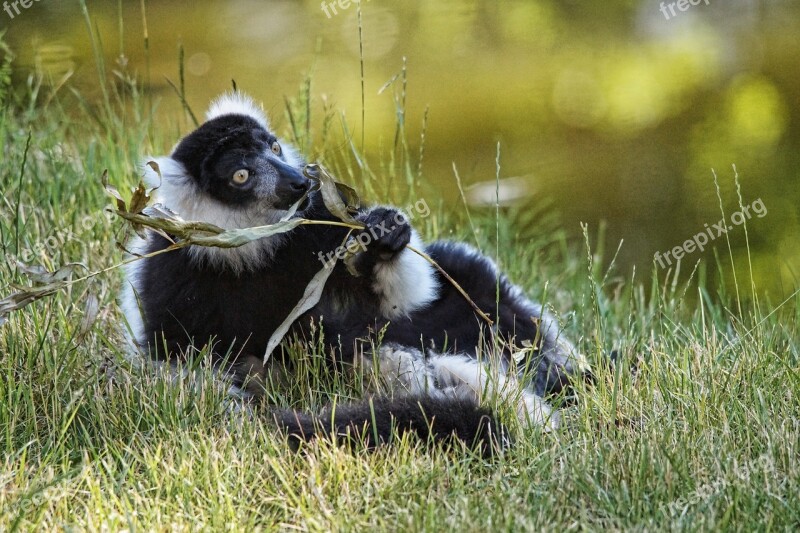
119;233;149;356
372;230;439;319
142;157;287;275
426;352;557;430
206;92;270;130
276;140;305;169
368;344;558;430
363;344;439;396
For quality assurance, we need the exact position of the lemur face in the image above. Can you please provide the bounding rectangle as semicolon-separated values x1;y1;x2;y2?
170;114;312;210
140;93;311;271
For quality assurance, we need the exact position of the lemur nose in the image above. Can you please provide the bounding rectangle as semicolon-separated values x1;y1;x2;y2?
272;158;311;189
289;178;309;191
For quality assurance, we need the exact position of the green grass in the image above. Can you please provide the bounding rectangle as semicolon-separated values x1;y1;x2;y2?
1;34;799;532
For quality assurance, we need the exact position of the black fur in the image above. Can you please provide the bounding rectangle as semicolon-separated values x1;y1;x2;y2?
273;396;509;458
125;103;586;453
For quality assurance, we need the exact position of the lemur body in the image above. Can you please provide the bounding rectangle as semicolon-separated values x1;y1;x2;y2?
121;93;589;453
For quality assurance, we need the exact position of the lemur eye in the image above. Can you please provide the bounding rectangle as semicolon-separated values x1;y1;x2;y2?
271;141;282;156
232;169;250;184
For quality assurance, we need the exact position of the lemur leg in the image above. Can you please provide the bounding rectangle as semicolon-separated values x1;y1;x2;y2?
351;214;590;396
423;241;591;397
361;343;559;430
501;289;591;397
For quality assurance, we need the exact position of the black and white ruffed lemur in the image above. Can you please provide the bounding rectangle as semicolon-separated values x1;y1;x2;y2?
120;93;590;454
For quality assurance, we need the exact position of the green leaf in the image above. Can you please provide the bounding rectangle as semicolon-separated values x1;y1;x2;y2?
335;182;361;211
103;163;162;238
14;262;87;284
116;211;222;240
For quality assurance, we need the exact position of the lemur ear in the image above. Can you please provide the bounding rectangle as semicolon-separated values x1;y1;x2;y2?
206;92;270;130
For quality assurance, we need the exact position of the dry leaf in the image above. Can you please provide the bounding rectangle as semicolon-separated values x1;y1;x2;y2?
263;264;335;364
304;164;359;224
101;170;126;213
189;220;307;248
0;263;85;326
280;184;319;222
76;294;100;343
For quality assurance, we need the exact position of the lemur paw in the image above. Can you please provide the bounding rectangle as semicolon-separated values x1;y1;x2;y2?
354;207;412;263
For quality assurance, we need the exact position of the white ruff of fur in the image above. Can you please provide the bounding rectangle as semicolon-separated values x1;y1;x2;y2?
119;234;148;353
143;157;287;275
372;230;439;319
206;92;270;130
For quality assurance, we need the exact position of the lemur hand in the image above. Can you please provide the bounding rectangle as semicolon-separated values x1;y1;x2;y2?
351;207;412;268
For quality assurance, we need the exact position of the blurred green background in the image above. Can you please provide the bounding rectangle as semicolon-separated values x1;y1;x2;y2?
2;0;798;297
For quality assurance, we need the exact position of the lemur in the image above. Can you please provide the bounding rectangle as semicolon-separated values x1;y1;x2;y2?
120;93;590;454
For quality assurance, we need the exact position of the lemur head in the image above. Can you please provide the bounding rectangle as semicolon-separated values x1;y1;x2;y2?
143;92;311;273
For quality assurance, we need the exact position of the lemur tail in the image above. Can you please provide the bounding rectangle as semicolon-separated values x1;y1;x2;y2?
272;395;510;457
